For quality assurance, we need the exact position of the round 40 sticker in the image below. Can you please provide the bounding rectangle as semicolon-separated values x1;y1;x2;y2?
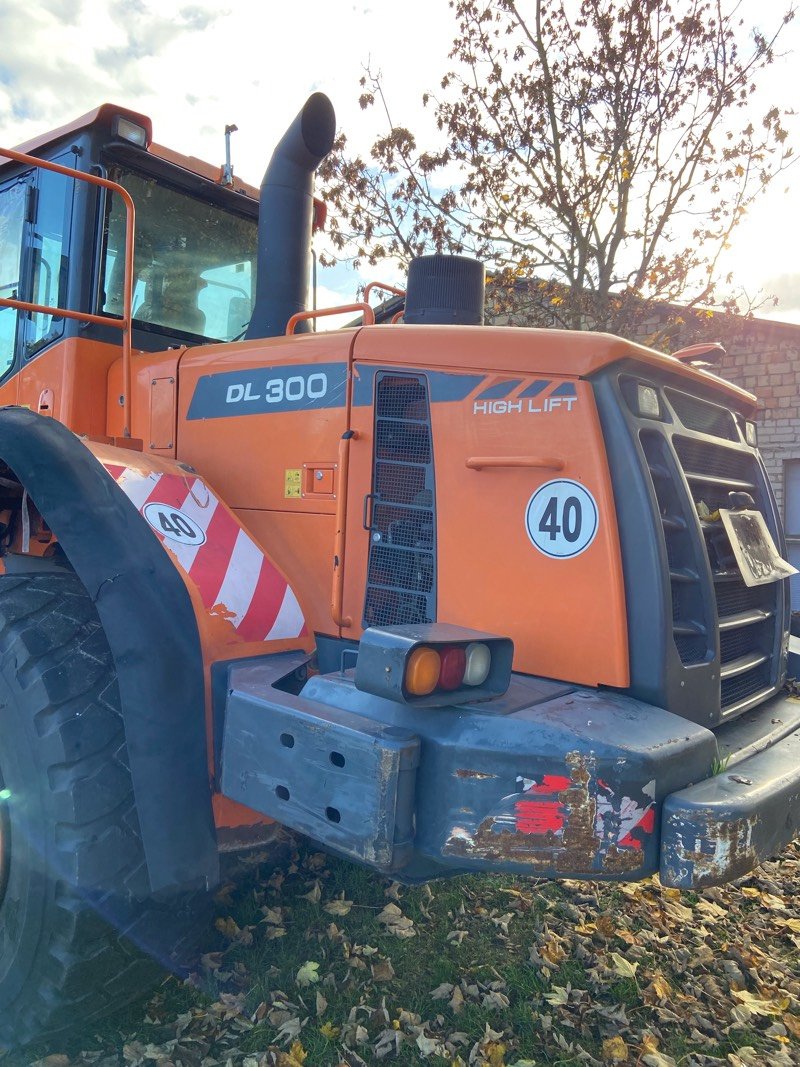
143;502;206;546
525;480;598;559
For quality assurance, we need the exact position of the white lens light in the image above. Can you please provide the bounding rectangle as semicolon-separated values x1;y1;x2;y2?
114;117;147;147
745;421;758;447
637;383;660;418
464;642;491;686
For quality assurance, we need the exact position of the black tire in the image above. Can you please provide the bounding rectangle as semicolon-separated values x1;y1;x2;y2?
0;571;210;1049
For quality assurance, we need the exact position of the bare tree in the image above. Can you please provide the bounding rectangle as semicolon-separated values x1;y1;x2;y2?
319;0;794;338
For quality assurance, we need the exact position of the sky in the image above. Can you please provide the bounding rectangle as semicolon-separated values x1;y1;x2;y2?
1;0;798;326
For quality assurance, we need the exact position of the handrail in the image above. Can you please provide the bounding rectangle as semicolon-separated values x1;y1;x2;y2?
363;281;406;303
466;456;565;471
331;429;358;629
286;302;375;335
0;147;136;438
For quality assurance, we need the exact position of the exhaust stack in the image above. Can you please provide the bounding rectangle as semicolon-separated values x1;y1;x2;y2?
245;93;336;339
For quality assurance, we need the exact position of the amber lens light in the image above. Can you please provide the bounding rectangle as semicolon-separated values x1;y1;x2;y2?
405;646;441;695
438;645;467;690
464;642;491;686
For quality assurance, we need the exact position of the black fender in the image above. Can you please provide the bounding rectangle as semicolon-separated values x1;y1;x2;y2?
0;408;218;893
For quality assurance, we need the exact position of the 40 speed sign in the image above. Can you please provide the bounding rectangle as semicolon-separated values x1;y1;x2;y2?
525;479;598;559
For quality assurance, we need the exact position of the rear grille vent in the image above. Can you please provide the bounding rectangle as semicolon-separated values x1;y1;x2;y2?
668;435;779;715
666;390;738;441
673;437;754;483
363;374;437;628
641;431;711;666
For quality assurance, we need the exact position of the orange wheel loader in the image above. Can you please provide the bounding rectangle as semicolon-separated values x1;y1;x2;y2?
0;94;797;1047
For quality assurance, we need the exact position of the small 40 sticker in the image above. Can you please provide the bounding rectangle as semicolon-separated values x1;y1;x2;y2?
143;502;206;546
525;480;598;559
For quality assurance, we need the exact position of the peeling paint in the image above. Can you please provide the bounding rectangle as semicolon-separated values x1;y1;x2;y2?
443;753;655;875
454;769;498;780
666;814;757;887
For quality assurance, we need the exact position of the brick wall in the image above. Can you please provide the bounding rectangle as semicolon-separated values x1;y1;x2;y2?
712;323;800;517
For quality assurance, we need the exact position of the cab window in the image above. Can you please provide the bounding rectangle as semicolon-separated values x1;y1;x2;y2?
25;163;74;357
0;178;27;376
100;168;257;342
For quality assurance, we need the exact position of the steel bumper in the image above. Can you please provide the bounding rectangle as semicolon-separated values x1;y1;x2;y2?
659;693;800;888
222;659;800;888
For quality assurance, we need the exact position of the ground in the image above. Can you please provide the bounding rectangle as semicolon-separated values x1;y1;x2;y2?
6;838;800;1067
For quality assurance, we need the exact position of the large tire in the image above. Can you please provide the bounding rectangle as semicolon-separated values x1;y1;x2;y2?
0;571;210;1049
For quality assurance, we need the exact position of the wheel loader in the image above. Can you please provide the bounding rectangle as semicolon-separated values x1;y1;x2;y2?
0;93;797;1047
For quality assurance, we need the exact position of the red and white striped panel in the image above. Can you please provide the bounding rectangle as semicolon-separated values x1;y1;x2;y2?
102;462;306;643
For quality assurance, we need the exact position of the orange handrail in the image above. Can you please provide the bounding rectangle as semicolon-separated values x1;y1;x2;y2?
466;456;565;471
286;302;375;335
0;147;136;438
363;281;405;303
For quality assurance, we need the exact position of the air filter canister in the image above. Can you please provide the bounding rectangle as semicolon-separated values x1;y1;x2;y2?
404;254;485;325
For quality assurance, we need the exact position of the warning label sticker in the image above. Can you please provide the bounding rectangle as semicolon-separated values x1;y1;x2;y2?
284;469;302;498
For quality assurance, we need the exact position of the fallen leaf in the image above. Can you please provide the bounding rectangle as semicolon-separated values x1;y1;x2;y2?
610;952;639;979
602;1035;629;1063
731;989;787;1016
324;897;354;916
543;986;570;1006
371;958;395;982
303;881;322;904
296;960;321;987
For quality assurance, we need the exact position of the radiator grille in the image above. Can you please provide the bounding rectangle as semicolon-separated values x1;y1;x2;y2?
641;431;711;666
666;390;738;441
668;436;779;714
363;374;437;628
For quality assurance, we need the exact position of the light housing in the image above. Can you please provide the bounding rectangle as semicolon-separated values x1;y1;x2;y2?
112;115;148;147
745;420;758;448
354;623;514;707
636;382;661;419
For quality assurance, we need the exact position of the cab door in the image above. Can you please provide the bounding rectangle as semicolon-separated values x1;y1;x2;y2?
0;173;31;403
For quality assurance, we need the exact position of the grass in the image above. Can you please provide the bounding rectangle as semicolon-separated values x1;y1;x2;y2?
5;837;800;1066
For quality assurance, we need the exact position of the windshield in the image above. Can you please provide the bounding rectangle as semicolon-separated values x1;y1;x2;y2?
100;167;258;342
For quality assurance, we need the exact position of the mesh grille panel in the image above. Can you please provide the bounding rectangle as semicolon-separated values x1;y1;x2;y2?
715;581;768;617
666;391;738;441
674;634;708;663
719;624;767;663
721;665;771;710
368;546;434;592
373;376;429;420
673;437;755;482
364;374;437;627
376;419;432;464
364;588;430;628
375;462;431;507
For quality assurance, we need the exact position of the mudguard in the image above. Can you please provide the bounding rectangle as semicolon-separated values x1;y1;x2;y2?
0;408;218;893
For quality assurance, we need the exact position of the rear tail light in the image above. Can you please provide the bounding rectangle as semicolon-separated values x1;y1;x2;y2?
405;646;441;695
355;624;513;707
464;642;491;686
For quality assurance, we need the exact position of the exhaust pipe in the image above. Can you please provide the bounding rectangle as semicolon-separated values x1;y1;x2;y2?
245;93;336;339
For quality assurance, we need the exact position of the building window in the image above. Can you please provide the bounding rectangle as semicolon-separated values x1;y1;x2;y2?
784;460;800;611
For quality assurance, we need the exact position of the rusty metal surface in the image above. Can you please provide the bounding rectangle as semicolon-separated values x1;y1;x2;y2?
661;715;800;888
443;752;657;876
303;668;718;883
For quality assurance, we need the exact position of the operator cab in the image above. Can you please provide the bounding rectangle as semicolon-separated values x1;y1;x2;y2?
0;104;261;384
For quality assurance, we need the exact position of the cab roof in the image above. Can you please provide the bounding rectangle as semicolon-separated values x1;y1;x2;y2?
7;102;259;200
